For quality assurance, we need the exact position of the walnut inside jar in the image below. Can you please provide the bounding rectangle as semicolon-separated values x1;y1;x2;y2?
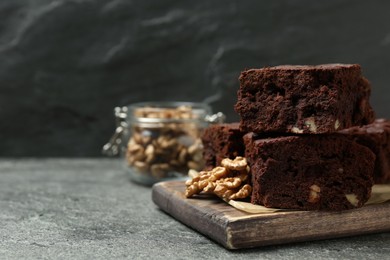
126;105;206;179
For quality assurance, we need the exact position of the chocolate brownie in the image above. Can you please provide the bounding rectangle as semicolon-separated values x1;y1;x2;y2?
243;133;375;211
201;123;245;169
235;64;375;134
340;118;390;184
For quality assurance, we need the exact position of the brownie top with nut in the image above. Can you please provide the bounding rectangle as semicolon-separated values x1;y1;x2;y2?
235;63;375;134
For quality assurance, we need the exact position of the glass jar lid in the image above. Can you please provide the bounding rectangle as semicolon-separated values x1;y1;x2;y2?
127;101;212;124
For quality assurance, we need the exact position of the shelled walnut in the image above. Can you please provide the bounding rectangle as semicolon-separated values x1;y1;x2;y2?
185;157;252;201
126;106;205;179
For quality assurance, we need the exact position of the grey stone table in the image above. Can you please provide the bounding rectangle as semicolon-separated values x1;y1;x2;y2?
1;159;389;260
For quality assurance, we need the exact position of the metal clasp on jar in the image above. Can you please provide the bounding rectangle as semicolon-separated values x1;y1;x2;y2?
205;112;226;124
102;106;129;156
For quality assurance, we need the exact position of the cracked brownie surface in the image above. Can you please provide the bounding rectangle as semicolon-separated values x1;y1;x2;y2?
235;64;375;134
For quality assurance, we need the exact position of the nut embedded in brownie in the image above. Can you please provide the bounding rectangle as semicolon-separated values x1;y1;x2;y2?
243;133;375;211
235;64;375;134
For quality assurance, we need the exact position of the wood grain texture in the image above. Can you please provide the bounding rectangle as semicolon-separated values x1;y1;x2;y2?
152;181;390;250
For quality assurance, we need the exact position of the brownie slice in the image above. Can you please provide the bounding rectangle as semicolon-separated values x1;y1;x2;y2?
201;123;245;169
235;64;375;134
340;118;390;184
244;133;375;211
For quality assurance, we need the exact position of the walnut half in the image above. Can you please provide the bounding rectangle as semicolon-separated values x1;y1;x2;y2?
185;157;252;201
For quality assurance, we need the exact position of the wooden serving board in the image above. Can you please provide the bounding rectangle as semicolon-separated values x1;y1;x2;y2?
152;181;390;250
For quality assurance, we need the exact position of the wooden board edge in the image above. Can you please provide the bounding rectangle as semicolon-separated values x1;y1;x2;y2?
152;182;231;248
226;202;390;249
152;181;390;250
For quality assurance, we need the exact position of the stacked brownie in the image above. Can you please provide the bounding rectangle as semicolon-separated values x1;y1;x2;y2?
237;64;378;211
243;133;375;210
235;64;374;134
202;64;385;211
339;119;390;184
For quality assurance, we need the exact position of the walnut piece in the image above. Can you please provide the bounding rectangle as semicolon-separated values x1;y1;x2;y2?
229;184;252;200
334;119;340;130
185;157;252;201
308;184;321;203
126;106;205;179
291;126;304;134
345;193;359;207
305;117;317;133
221;157;248;171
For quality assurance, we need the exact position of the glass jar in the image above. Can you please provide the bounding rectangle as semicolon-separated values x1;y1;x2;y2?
103;102;225;186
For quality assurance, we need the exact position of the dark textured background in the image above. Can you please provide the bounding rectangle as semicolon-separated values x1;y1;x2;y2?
1;0;390;157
